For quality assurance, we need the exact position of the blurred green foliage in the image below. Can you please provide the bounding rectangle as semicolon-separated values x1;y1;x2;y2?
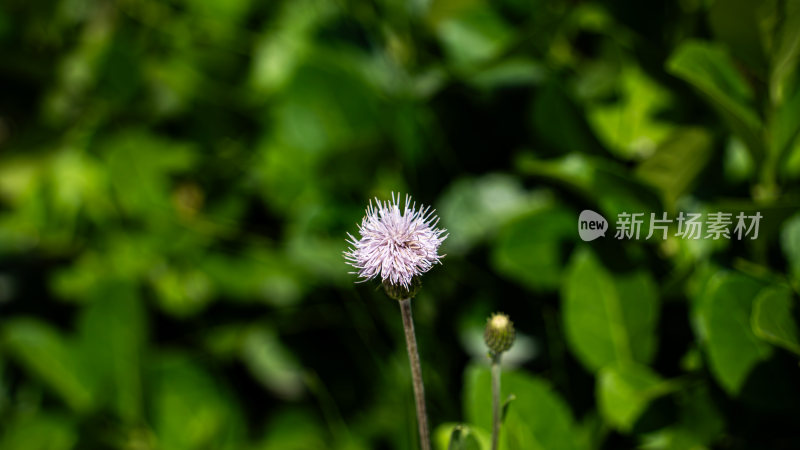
1;0;800;448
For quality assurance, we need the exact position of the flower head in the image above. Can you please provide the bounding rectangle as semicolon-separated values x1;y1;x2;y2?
345;193;447;289
484;312;515;355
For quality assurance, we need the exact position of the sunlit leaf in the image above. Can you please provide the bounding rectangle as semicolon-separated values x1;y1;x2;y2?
562;248;660;372
240;326;305;400
151;265;214;317
723;137;755;182
597;363;675;432
438;174;544;253
2;319;93;413
468;58;545;90
586;65;675;159
250;0;336;95
434;423;489;450
694;271;772;394
464;366;579;450
436;5;513;70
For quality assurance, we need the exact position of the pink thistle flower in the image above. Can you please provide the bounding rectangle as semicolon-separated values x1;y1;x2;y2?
345;193;447;288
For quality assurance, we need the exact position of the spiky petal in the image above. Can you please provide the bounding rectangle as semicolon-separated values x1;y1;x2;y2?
345;193;447;289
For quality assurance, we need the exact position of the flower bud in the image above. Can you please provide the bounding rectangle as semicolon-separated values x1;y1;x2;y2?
383;276;422;301
484;313;515;355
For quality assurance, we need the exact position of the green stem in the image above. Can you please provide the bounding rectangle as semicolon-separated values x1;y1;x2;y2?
491;352;502;450
399;298;431;450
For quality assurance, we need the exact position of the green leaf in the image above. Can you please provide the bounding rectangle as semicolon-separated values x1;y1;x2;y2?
517;153;662;219
149;356;244;450
181;0;250;23
1;319;93;412
574;412;608;450
468;58;546;90
202;323;305;400
635;128;714;206
562;249;660;372
708;0;768;74
464;366;579;450
0;412;78;450
240;326;305;400
249;0;335;95
724;137;756;182
448;430;481;450
435;5;513;70
782;212;800;280
586;65;675;159
491;206;575;290
751;285;800;354
103;131;197;222
641;385;724;450
501;395;515;422
771;83;800;167
270;51;383;154
711;197;800;243
766;0;800;162
667;41;764;162
695;271;772;394
254;408;329;450
597;363;674;432
434;423;489;450
768;0;800;105
200;249;306;306
76;284;146;422
782;136;800;179
438;174;545;253
151;265;214;317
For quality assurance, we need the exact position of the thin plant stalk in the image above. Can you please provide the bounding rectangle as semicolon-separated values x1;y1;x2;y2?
490;352;502;450
399;298;431;450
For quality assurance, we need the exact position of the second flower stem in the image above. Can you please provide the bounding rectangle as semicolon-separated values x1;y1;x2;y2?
491;352;502;450
399;298;431;450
